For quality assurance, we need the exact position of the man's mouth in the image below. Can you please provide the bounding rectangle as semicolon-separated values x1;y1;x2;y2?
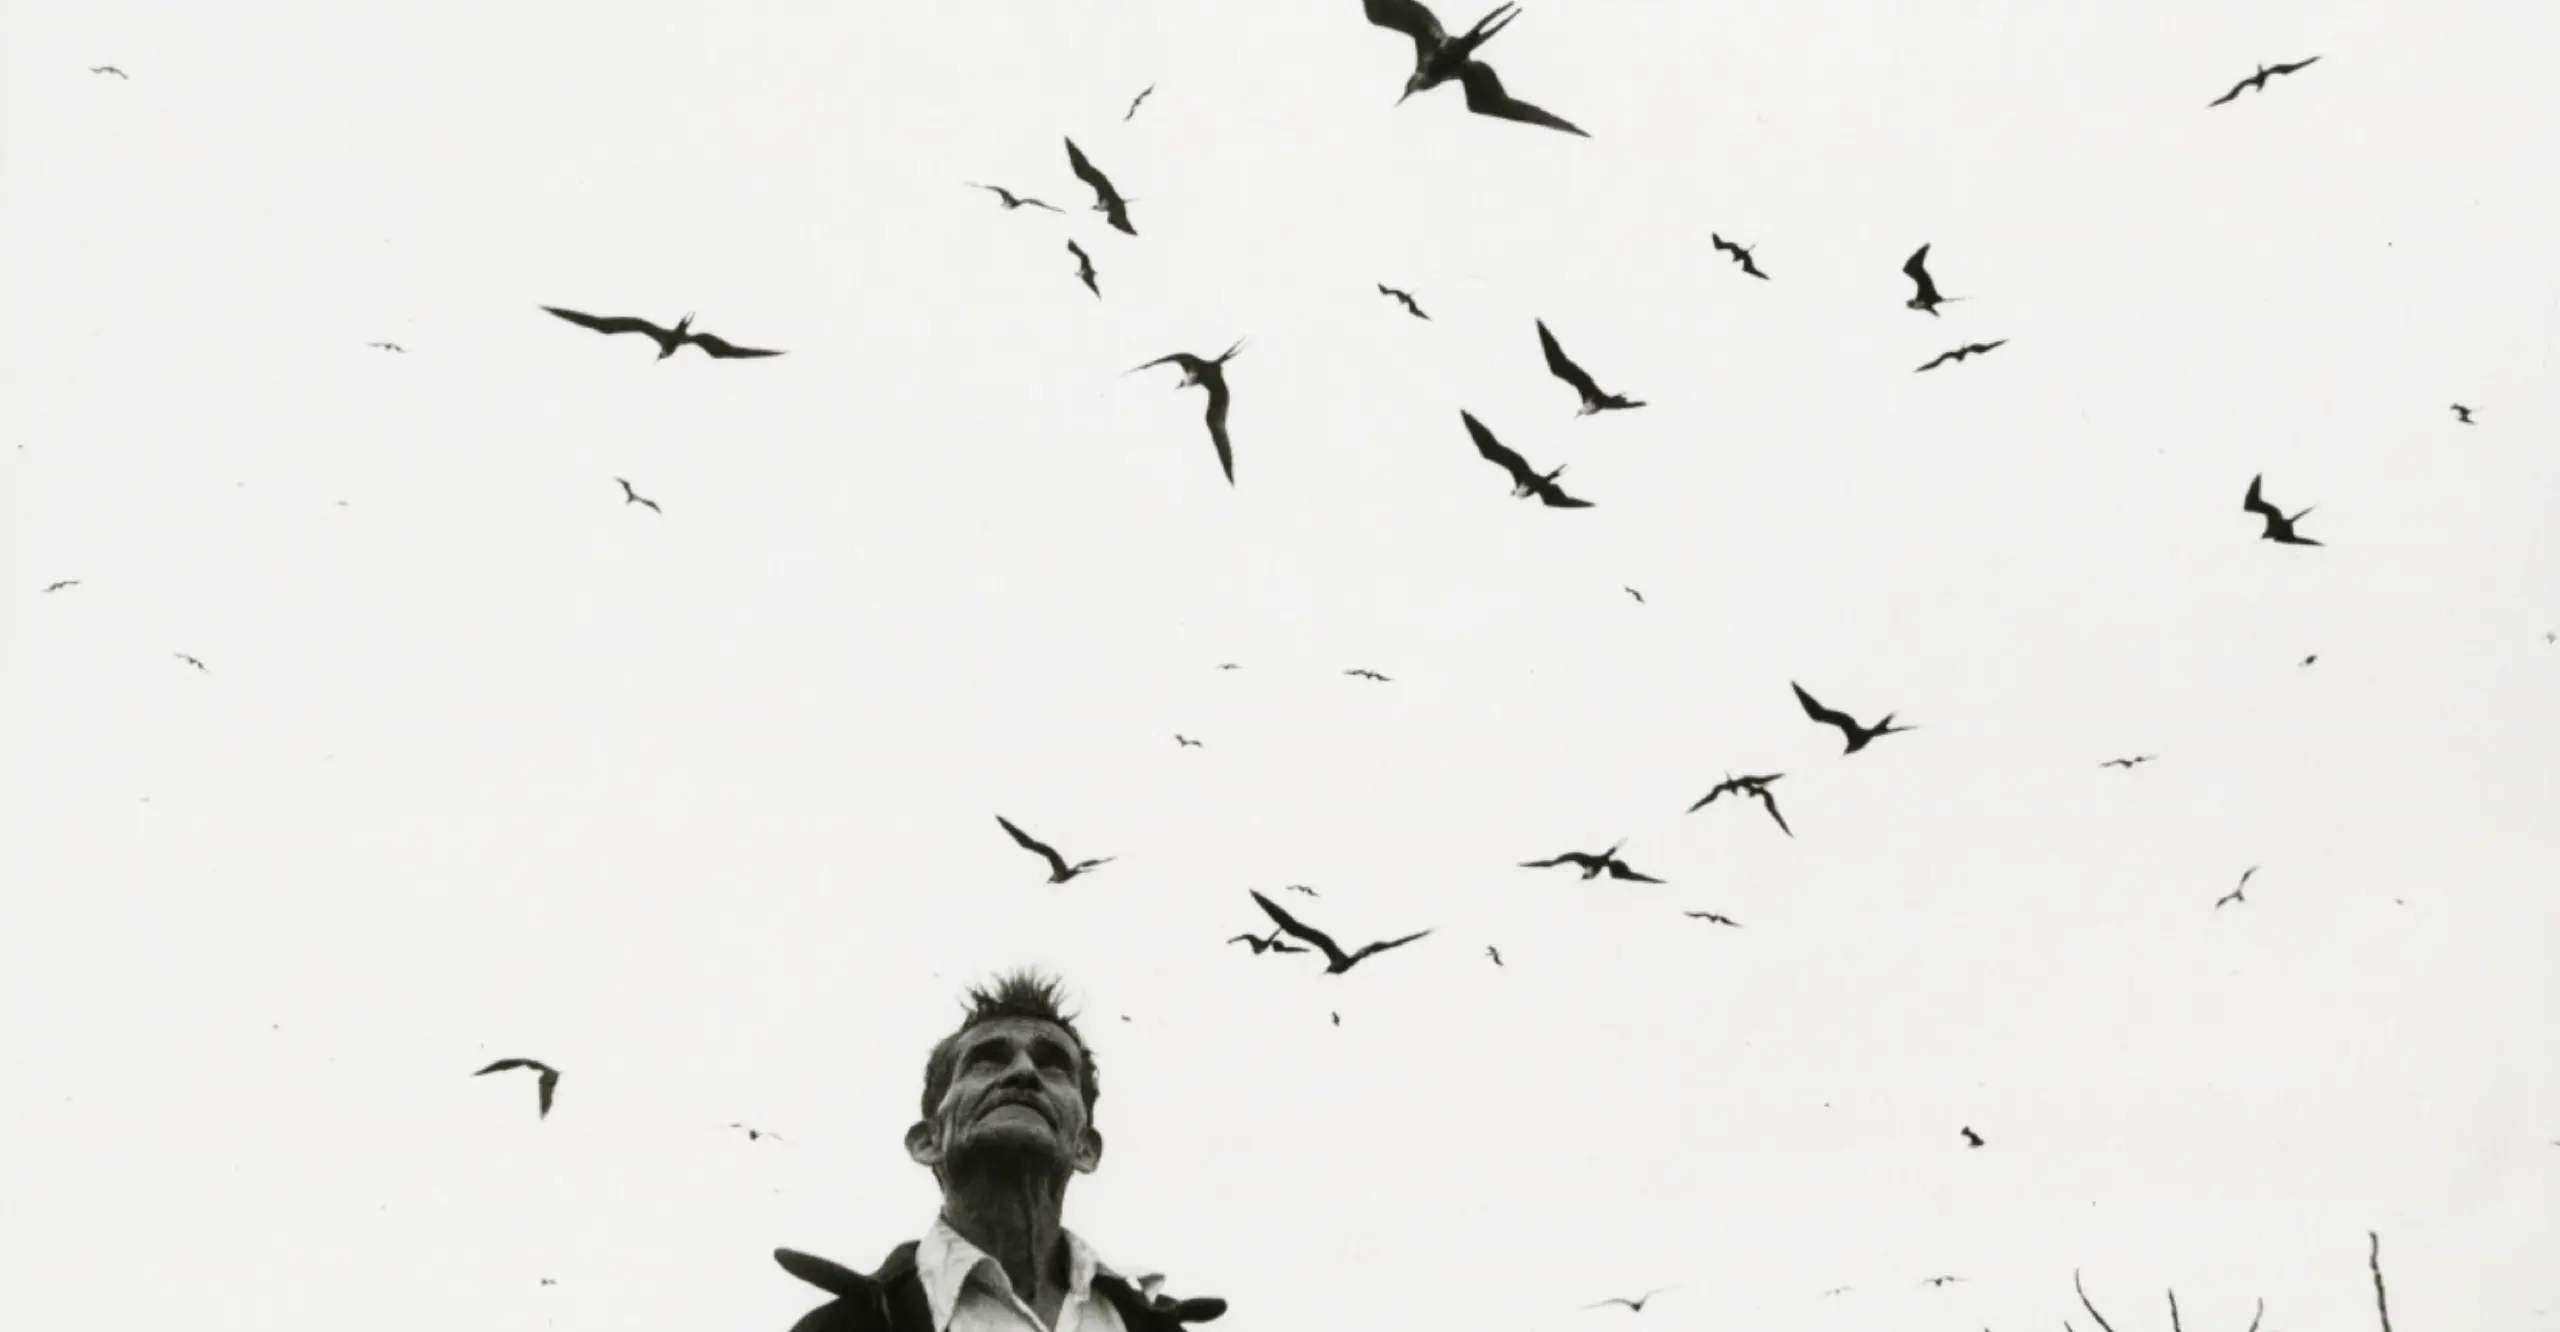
980;1097;1053;1126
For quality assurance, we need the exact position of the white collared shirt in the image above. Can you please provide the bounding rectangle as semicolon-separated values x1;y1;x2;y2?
915;1214;1163;1332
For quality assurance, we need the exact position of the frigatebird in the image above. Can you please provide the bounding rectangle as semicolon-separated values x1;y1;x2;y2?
2207;56;2321;107
367;341;406;353
2100;755;2157;769
1688;773;1791;836
1902;244;1963;316
1064;138;1137;235
1585;1288;1672;1312
1486;945;1504;966
540;306;782;360
43;580;79;593
1463;410;1591;508
1921;1276;1966;1289
1227;930;1310;956
2242;474;2322;546
1624;586;1644;603
1067;240;1100;297
1710;233;1769;279
1792;682;1913;754
1520;840;1665;882
1175;734;1203;748
615;478;661;514
90;65;127;79
174;653;208;672
474;1058;561;1119
1344;668;1392;682
1283;884;1320;897
995;815;1114;883
1915;340;2007;373
1217;662;1242;670
1364;0;1588;136
1247;889;1432;975
1684;910;1742;928
2299;654;2319;667
727;1123;783;1142
1537;320;1645;415
1131;341;1245;483
2217;866;2257;910
2450;404;2474;424
1959;1126;1985;1148
1377;284;1430;320
1124;85;1155;122
966;182;1062;213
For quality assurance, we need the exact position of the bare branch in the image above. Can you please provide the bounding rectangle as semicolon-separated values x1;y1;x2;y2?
2245;1296;2264;1332
2368;1231;2394;1332
2168;1288;2184;1332
2074;1270;2121;1332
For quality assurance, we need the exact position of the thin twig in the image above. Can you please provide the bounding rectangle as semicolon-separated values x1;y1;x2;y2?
2368;1231;2393;1332
2244;1296;2263;1332
2074;1270;2121;1332
2168;1288;2183;1332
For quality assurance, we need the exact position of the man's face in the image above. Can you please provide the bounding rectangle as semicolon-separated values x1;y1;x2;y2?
909;1017;1101;1179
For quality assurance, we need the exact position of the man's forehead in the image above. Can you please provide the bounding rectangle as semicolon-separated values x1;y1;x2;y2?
958;1016;1079;1056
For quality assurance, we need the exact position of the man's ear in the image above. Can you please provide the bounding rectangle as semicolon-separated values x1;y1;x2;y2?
1071;1125;1103;1175
905;1119;944;1169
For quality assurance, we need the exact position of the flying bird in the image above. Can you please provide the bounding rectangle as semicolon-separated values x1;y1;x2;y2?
1688;773;1791;837
1959;1126;1985;1148
615;477;661;513
2242;474;2322;546
1537;320;1645;415
2217;866;2257;910
1226;930;1310;956
1216;662;1242;670
1377;284;1430;320
1684;910;1742;928
2207;56;2322;107
474;1058;561;1119
2299;654;2319;667
1130;341;1245;484
1624;586;1644;603
43;580;79;593
966;182;1062;213
1283;884;1320;897
2100;755;2156;769
1915;340;2008;373
1463;410;1591;508
1902;244;1963;316
1486;945;1504;966
1344;668;1392;682
1248;889;1432;975
1175;734;1203;748
994;815;1114;883
1520;840;1665;883
540;306;781;360
1921;1275;1966;1289
1123;85;1155;121
2450;404;2474;424
367;341;405;353
1585;1288;1671;1312
1064;138;1137;235
1364;0;1588;135
1710;233;1769;279
174;653;207;672
1067;240;1100;297
90;65;127;78
728;1123;782;1142
1792;682;1914;754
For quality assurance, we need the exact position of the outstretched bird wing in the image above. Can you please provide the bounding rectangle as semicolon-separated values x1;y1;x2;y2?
1793;682;1858;735
1363;0;1449;58
1461;411;1536;488
2207;76;2252;107
1536;320;1603;401
1456;61;1589;136
1902;246;1941;303
1249;889;1348;967
1753;787;1793;837
2268;56;2321;76
542;306;665;340
1348;930;1433;963
2242;474;2281;521
1202;380;1235;484
1538;484;1594;509
1915;349;1960;373
1064;138;1115;199
690;332;783;359
995;815;1071;878
1604;862;1664;883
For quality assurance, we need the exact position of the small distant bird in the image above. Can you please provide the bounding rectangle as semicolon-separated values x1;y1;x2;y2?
1921;1275;1965;1289
2242;474;2322;546
541;1278;558;1287
1248;889;1432;974
1520;840;1664;883
1344;668;1392;682
174;653;207;672
1067;240;1100;296
1624;586;1644;603
1064;138;1137;235
1821;1286;1853;1298
1123;84;1155;121
1486;945;1503;966
1793;682;1913;754
2217;866;2256;909
966;182;1062;213
1902;244;1963;316
2100;755;2156;769
995;815;1114;883
540;306;781;360
2299;654;2318;667
2450;404;2474;424
615;477;661;513
1537;320;1645;415
1585;1288;1671;1312
43;580;79;593
1684;910;1741;928
90;65;127;79
1226;930;1309;956
728;1123;782;1142
1331;1012;1341;1026
1915;340;2007;373
1710;233;1769;279
1365;0;1588;136
474;1059;561;1119
367;341;405;353
1283;884;1319;897
1175;734;1203;748
1130;341;1246;484
1959;1126;1984;1148
1688;773;1791;837
1464;410;1592;508
2207;56;2322;108
1377;284;1431;320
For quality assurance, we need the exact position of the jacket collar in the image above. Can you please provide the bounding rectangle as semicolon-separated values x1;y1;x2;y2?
776;1238;1226;1330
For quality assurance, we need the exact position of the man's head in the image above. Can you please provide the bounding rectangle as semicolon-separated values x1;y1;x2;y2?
907;969;1104;1189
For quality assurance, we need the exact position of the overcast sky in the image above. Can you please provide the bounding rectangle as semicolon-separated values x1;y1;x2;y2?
5;1;2557;1329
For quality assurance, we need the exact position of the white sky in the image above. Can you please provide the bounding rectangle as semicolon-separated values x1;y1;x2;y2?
5;1;2557;1329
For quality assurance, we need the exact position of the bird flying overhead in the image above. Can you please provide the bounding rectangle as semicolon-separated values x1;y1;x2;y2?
1921;1276;1966;1289
1586;1288;1671;1312
1960;1126;1985;1148
1364;0;1588;135
1902;244;1963;316
474;1059;561;1119
1247;890;1432;975
1067;239;1100;297
1123;85;1155;121
1174;734;1203;748
1226;930;1310;956
2207;56;2321;107
1344;668;1392;682
995;816;1113;883
2217;866;2257;909
1792;682;1914;754
2450;404;2474;424
1915;340;2007;373
1130;341;1245;484
1463;410;1591;508
1684;910;1742;928
1688;773;1791;836
2242;474;2322;546
1536;320;1645;415
1486;945;1504;966
43;580;79;593
367;341;406;353
1377;284;1430;320
728;1123;782;1142
1283;884;1319;897
1710;233;1769;279
174;653;208;672
1217;662;1243;671
615;477;661;514
1064;138;1137;235
2100;755;2157;769
967;182;1062;213
1624;586;1644;603
90;65;127;78
2299;654;2319;667
1520;840;1665;883
540;306;781;360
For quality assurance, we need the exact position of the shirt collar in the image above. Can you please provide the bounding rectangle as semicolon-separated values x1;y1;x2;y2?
917;1215;1162;1331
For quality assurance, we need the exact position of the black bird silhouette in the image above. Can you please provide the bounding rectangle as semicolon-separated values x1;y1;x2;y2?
1283;884;1320;897
615;477;661;514
1710;233;1769;279
1123;85;1155;121
1175;734;1203;748
1463;410;1591;508
1821;1286;1853;1298
1586;1288;1671;1312
1377;284;1431;320
995;815;1114;883
540;306;782;360
2243;474;2322;546
2217;865;2257;910
1915;340;2007;373
1064;138;1137;235
1688;773;1792;837
1684;910;1742;928
174;653;207;672
2299;653;2319;667
2100;755;2157;769
1217;662;1243;670
728;1123;783;1142
43;580;79;593
967;182;1063;213
475;1058;561;1119
1959;1126;1985;1148
1921;1276;1966;1289
1537;320;1644;415
1226;930;1310;956
90;65;127;79
1486;945;1504;966
1520;840;1665;882
1624;586;1644;603
1365;0;1588;135
2450;404;2474;424
1066;240;1100;297
1130;341;1245;484
1902;244;1963;316
367;341;406;353
1248;890;1432;974
2207;56;2321;107
1344;668;1392;682
1792;682;1913;754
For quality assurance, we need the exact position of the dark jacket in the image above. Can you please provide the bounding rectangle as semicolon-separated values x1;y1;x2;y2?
776;1242;1227;1332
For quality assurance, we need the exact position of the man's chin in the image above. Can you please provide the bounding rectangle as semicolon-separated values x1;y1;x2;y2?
948;1127;1071;1176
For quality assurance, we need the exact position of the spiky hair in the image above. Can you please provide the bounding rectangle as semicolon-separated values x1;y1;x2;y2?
919;968;1100;1121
